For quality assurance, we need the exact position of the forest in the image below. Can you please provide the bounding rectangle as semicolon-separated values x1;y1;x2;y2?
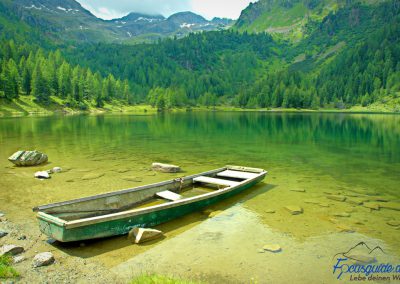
0;1;399;111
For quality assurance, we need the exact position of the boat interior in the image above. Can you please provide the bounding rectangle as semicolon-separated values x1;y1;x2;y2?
34;166;265;222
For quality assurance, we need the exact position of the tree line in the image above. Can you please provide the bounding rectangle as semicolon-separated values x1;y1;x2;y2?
0;40;135;109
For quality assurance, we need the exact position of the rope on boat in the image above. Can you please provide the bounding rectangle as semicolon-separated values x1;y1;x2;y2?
174;177;184;192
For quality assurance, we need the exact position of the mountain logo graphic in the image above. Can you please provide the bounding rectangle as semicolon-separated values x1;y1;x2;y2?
333;242;386;263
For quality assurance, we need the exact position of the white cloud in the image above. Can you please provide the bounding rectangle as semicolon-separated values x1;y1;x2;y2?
77;0;255;20
191;0;254;20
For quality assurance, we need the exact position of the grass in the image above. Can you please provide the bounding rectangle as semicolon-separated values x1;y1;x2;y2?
0;255;19;279
130;274;202;284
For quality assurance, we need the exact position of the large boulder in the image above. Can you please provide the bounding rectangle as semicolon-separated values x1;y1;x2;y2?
151;162;181;173
128;228;163;244
8;150;48;167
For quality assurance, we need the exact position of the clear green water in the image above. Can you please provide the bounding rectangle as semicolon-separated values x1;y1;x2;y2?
1;112;399;283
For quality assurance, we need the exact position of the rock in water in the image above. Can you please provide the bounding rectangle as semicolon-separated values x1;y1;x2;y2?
290;188;306;193
81;173;105;180
0;231;8;238
33;252;55;267
34;171;51;179
151;162;181;173
0;245;24;256
128;228;163;244
327;195;346;202
8;150;48;167
285;206;303;215
333;212;351;217
263;244;282;253
51;167;62;173
387;220;400;227
363;202;380;210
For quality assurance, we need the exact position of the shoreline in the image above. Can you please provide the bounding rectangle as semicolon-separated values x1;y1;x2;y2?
1;105;399;118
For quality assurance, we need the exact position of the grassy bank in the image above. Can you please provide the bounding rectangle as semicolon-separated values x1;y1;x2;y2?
0;255;19;279
0;95;399;117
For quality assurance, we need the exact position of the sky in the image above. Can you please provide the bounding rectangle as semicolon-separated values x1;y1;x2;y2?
77;0;255;20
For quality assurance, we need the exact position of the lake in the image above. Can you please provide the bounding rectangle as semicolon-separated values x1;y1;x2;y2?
1;112;399;283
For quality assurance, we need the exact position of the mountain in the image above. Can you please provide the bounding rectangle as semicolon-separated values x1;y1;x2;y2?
234;0;387;41
1;0;234;43
109;11;234;42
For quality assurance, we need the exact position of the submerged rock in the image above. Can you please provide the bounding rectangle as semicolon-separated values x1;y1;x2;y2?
327;195;346;202
33;252;55;267
81;173;105;180
262;244;282;253
336;224;355;233
8;150;48;167
290;188;306;193
285;206;303;215
0;244;24;256
387;220;400;227
34;171;50;179
363;202;380;210
151;162;181;173
264;209;276;214
128;228;163;244
0;231;8;238
333;212;351;217
122;176;143;182
380;202;400;211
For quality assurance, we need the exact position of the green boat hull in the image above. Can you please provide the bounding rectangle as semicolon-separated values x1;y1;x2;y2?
38;177;263;242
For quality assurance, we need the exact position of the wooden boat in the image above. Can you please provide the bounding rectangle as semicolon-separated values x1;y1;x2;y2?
33;165;267;242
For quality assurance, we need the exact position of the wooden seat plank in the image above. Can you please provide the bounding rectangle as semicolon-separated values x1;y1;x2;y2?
217;170;258;180
156;190;182;201
193;176;239;187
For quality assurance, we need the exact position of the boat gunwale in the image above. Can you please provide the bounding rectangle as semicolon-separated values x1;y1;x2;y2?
33;167;226;212
35;166;267;229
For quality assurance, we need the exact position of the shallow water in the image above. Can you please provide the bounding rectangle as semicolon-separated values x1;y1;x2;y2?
1;112;399;283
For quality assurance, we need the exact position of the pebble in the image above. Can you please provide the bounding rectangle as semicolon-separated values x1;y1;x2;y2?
13;255;25;264
0;244;24;256
33;252;55;267
0;231;8;238
52;167;62;173
290;189;305;193
208;210;223;218
318;203;330;208
327;195;346;202
34;171;51;179
262;244;282;253
17;235;26;240
284;206;303;215
264;209;276;214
